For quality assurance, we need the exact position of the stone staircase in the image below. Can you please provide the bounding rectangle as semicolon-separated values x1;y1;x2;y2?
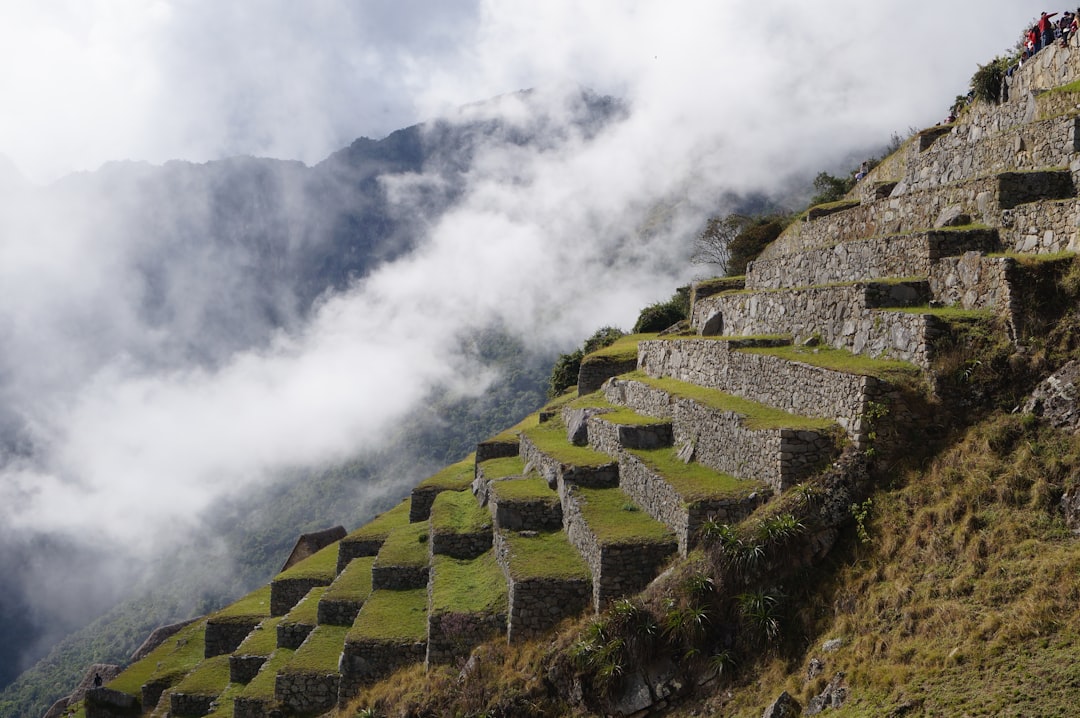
86;36;1080;718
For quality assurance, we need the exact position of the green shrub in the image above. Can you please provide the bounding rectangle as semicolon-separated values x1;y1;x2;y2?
633;287;689;333
548;327;625;397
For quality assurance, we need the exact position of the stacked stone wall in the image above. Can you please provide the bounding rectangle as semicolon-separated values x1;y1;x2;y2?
276;671;340;714
339;639;428;701
518;433;619;489
929;254;1016;311
409;486;441;522
475;438;519;463
230;654;268;683
603;378;835;491
584;415;672;457
579;358;638;395
204;619;259;658
336;538;384;574
371;564;428;591
170;692;215;717
1003;197;1080;252
271;578;330;617
494;531;591;641
233;697;271;718
425;610;507;666
486;485;563;531
318;596;364;626
277;620;314;650
430;529;492;560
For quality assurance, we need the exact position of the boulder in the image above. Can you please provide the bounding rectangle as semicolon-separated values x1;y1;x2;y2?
763;691;802;718
805;672;848;715
1022;360;1080;431
934;205;971;228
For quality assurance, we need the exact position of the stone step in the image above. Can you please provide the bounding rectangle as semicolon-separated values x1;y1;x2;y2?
618;447;770;555
483;475;563;532
205;586;271;659
636;337;920;443
690;281;939;367
166;654;231;717
274;624;349;715
336;499;412;574
518;418;619;490
269;543;338;617
371;523;430;590
232;648;294;718
339;588;429;701
229;617;282;684
318;556;374;626
603;373;840;493
493;529;591;642
409;455;476;522
745;228;1001;291
558;483;678;610
277;587;325;649
428;489;493;560
426;550;508;666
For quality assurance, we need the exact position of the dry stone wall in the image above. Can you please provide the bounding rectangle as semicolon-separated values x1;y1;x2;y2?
277;620;314;650
485;482;563;531
519;432;619;489
276;671;340;714
170;691;214;717
271;578;329;617
371;564;428;591
229;654;268;683
579;357;638;395
318;596;364;626
584;414;673;456
339;639;428;701
429;528;492;560
425;610;507;666
336;537;383;574
204;619;260;658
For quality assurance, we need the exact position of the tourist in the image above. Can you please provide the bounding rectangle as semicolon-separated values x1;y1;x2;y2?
1029;24;1041;55
1040;11;1059;49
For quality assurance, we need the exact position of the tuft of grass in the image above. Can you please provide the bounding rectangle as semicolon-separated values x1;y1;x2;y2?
172;654;231;695
280;586;326;626
501;530;591;581
491;477;558;502
374;523;429;568
417;455;477;491
211;585;272;623
349;589;428;643
572;487;675;544
274;542;339;582
430;551;508;615
629;447;762;502
523;419;616;467
234;617;284;657
343;499;411;541
323;556;375;602
624;372;837;432
283;624;350;674
479;455;524;479
106;619;207;696
430;490;491;535
239;648;294;699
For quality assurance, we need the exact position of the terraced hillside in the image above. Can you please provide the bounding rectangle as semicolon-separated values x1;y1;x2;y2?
77;36;1080;718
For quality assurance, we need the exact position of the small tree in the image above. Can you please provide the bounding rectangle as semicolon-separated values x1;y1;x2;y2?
809;171;855;206
691;214;751;270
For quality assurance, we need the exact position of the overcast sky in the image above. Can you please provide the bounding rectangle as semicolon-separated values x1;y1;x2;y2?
0;0;1056;673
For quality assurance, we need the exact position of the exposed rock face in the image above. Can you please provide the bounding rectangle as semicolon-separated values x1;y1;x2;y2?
804;672;848;715
763;690;802;718
43;663;124;718
1023;360;1080;431
84;687;139;718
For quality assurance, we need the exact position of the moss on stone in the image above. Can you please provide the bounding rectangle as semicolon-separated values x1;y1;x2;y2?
417;455;476;491
323;556;374;602
274;542;339;582
348;589;428;643
624;371;837;431
239;648;294;699
491;477;557;502
234;617;284;657
281;586;326;626
282;624;350;674
501;530;590;581
522;419;615;467
479;455;524;479
106;619;207;697
430;490;490;534
344;499;411;541
374;523;429;568
211;585;272;622
430;551;507;615
629;447;761;502
172;654;231;695
572;487;675;544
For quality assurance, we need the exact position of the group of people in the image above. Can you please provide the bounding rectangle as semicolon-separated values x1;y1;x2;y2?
1022;10;1079;61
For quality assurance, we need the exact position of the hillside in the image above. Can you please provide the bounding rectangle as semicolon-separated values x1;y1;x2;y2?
51;29;1080;718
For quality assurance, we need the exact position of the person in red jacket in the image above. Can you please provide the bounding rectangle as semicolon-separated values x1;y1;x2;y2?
1040;11;1059;49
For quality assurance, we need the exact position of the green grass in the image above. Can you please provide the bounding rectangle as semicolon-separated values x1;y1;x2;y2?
567;392;668;426
739;342;922;382
204;682;244;718
522;419;616;467
282;624;350;673
239;648;294;699
348;589;428;643
430;551;508;615
501;530;590;581
1045;77;1080;94
479;455;524;479
172;654;230;695
281;586;326;625
491;477;557;502
234;617;284;656
694;276;746;293
323;556;375;602
486;410;544;444
991;250;1077;266
106;619;207;696
581;333;658;364
211;585;271;622
343;499;411;541
417;455;477;491
628;447;762;502
274;541;339;582
624;371;837;431
374;523;429;567
430;490;490;534
572;487;675;544
887;305;996;321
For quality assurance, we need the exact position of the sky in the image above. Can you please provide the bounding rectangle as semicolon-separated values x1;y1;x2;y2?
0;0;1052;679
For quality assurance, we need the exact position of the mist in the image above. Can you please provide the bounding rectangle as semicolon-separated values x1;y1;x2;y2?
0;0;1045;689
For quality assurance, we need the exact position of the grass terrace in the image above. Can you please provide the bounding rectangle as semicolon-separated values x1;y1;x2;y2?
491;477;557;502
522;419;616;467
348;589;428;643
500;530;590;582
343;499;411;541
478;455;525;480
417;455;476;492
211;585;272;623
234;617;284;656
281;586;326;626
274;542;338;582
568;392;668;426
887;305;996;321
581;333;658;365
238;648;294;700
204;682;244;718
738;342;922;383
106;619;207;696
629;447;762;502
486;410;543;445
171;654;231;696
374;523;429;568
283;625;350;674
323;556;374;603
430;551;507;615
430;490;490;535
693;276;746;294
624;371;836;432
572;487;675;544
